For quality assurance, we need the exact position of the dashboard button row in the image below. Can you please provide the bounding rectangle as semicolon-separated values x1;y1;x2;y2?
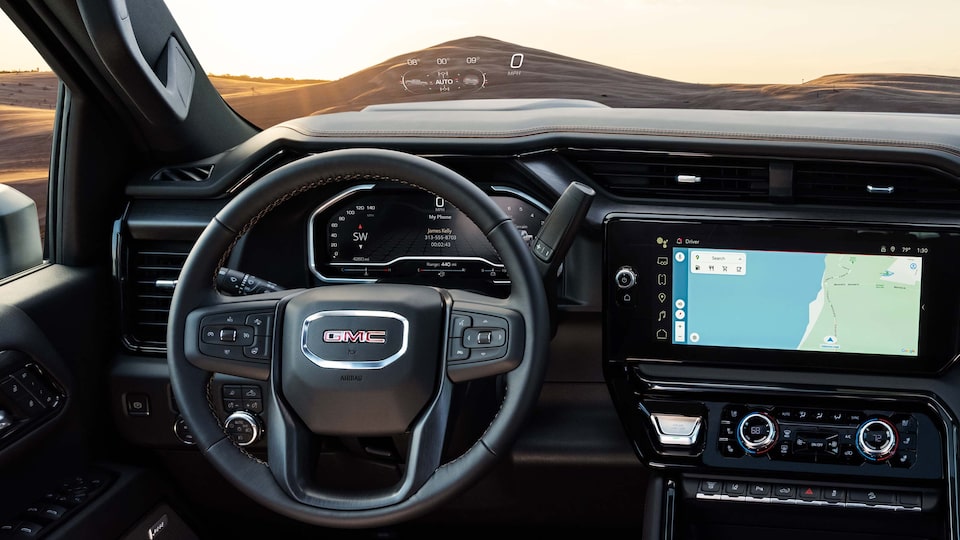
697;479;921;511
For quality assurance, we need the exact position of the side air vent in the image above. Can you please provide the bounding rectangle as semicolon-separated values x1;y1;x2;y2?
794;161;960;208
562;149;769;201
227;149;308;193
123;243;190;353
151;164;214;182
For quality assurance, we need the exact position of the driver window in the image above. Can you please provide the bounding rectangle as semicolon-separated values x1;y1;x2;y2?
0;11;57;277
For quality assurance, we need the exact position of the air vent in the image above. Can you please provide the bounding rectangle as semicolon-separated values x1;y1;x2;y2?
151;164;214;182
123;243;190;352
563;149;769;201
794;161;960;208
228;149;308;193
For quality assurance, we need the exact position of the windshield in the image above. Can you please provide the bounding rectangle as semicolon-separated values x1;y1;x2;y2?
166;0;960;128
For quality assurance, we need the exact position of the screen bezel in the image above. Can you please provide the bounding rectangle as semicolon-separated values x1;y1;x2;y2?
604;216;960;375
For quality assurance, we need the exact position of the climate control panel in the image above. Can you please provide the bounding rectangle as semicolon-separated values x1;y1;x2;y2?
718;405;917;468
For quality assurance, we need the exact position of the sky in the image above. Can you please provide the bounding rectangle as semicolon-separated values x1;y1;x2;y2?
3;0;960;84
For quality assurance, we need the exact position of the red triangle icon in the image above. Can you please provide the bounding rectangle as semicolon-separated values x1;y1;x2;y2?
804;488;814;496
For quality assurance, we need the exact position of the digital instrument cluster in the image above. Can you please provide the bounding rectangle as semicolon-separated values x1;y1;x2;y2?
309;185;548;288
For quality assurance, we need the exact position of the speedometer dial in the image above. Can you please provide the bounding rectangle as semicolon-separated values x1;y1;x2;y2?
327;193;500;264
310;186;548;287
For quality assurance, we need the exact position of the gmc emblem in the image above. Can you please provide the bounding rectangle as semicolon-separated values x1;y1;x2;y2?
322;330;386;344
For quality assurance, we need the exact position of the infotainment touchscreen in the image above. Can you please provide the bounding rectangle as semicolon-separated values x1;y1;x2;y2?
671;248;922;356
604;217;960;373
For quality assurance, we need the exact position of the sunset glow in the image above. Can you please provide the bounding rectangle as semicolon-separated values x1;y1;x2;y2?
3;1;959;84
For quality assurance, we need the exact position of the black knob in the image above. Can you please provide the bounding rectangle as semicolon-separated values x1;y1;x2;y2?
224;410;263;447
615;267;637;289
856;418;897;461
737;412;778;454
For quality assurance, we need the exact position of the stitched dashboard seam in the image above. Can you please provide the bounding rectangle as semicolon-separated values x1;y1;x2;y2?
280;124;960;158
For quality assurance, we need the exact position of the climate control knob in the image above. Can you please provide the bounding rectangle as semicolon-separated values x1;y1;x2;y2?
737;412;778;454
615;266;638;289
856;418;898;461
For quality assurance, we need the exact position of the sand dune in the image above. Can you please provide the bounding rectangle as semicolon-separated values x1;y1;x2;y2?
2;37;957;240
0;72;59;110
1;35;959;201
221;36;960;127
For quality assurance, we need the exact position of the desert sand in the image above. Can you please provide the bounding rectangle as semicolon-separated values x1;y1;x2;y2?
2;35;959;239
0;71;57;238
221;36;960;127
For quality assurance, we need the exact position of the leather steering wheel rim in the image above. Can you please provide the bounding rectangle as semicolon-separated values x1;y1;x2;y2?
167;148;550;528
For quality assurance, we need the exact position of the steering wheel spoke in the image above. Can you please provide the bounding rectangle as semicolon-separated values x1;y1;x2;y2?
267;380;455;510
445;289;527;383
183;292;290;380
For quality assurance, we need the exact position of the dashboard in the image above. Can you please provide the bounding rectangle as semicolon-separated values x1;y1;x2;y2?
114;102;960;539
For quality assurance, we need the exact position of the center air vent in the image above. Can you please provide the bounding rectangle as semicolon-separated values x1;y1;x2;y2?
794;161;960;208
562;149;770;201
122;242;191;353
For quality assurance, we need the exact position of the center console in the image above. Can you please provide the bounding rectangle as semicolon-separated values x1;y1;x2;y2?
602;214;960;540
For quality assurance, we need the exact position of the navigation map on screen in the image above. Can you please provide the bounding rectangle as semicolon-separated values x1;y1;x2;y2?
671;248;922;356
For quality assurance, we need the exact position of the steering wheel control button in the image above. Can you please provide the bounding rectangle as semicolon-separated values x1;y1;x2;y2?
462;328;507;349
245;313;274;335
199;343;240;360
219;328;238;343
124;393;150;417
244;337;271;360
202;312;244;326
737;412;778;454
450;314;472;337
241;385;261;399
447;339;470;361
222;385;242;399
533;239;554;261
472;346;507;361
224;411;262;447
856;418;898;461
650;413;703;446
223;399;242;413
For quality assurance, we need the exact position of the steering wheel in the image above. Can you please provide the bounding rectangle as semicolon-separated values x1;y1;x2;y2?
167;148;550;528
